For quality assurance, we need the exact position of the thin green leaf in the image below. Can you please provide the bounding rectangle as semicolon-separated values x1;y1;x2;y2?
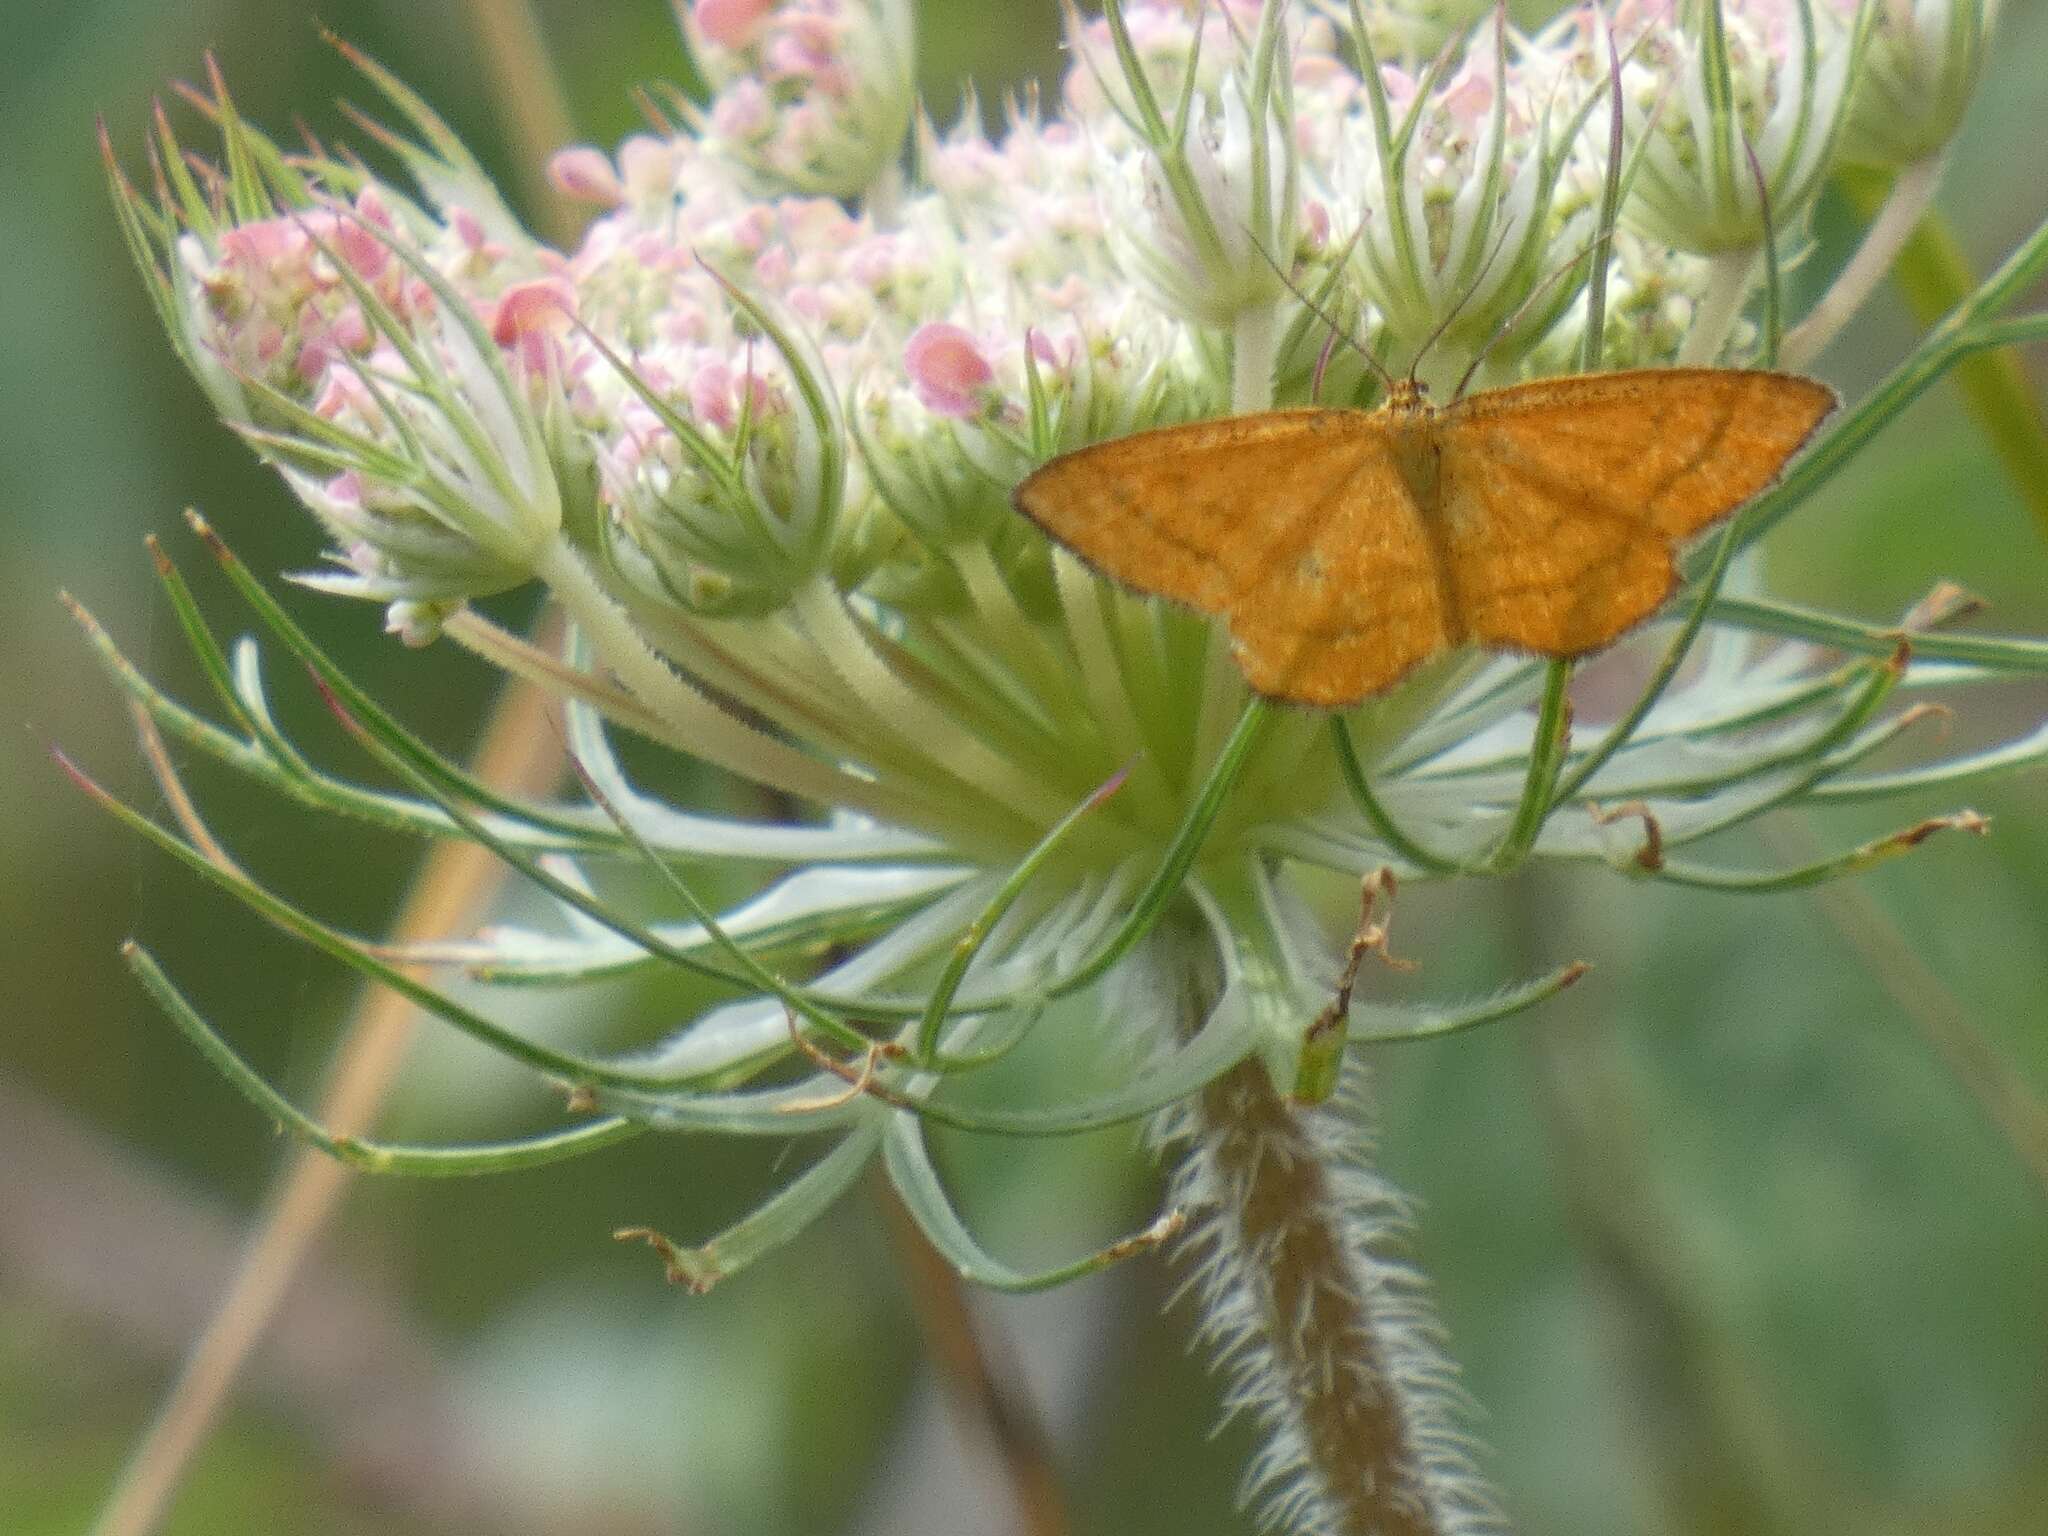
1807;718;2048;803
885;986;1261;1138
188;513;599;838
124;942;644;1174
65;584;642;851
64;589;284;790
1552;523;1746;805
916;765;1130;1061
1347;0;1427;313
1331;716;1461;874
1721;211;2048;557
588;1076;871;1136
881;1114;1180;1291
1490;660;1573;870
1636;810;1987;892
1747;131;1784;367
314;667;875;1042
1354;960;1591;1045
202;58;273;226
53;749;751;1093
550;732;878;1049
147;537;312;774
1100;0;1173;145
1579;16;1628;373
323;31;527;246
1709;596;2048;674
616;1123;882;1292
101;127;185;343
1836;164;2048;537
457;883;956;988
151;99;218;239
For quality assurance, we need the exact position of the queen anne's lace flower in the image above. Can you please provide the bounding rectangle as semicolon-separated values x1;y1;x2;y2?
84;4;2045;1533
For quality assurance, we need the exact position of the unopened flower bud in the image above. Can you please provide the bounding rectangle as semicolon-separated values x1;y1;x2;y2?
549;146;627;207
1348;0;1496;63
1337;11;1592;384
1096;4;1303;328
598;284;847;615
681;0;916;202
1836;0;1990;167
1612;0;1870;253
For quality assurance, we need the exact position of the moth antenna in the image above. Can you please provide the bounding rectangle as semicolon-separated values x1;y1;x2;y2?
1312;315;1344;404
1450;225;1615;402
1409;214;1519;387
1404;7;1517;385
1247;223;1397;394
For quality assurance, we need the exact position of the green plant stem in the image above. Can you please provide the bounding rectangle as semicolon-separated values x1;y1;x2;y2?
1783;156;1946;368
1492;660;1573;870
1235;300;1281;413
1832;162;2048;538
1680;246;1759;364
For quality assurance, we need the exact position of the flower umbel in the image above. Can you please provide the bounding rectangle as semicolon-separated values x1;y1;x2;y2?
1339;6;1611;389
82;6;2047;1535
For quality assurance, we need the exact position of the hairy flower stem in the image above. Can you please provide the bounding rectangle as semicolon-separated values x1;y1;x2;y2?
1164;895;1497;1536
1190;1060;1443;1536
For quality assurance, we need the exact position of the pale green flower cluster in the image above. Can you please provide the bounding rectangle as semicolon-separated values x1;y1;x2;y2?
1603;0;1871;253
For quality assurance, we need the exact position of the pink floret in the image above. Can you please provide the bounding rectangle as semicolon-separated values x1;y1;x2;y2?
903;322;995;418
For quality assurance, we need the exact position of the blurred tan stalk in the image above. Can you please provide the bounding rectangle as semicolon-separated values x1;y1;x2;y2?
457;0;581;221
879;1177;1075;1536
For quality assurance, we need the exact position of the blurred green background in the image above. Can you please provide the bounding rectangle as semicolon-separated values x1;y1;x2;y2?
4;3;2045;1534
